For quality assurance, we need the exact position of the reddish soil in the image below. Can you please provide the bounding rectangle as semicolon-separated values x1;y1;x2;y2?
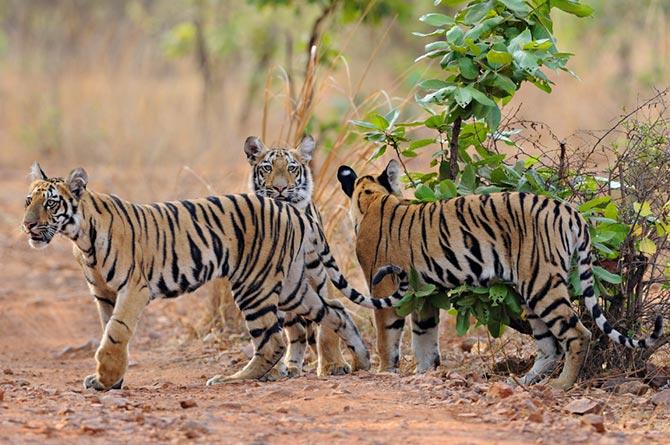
1;166;669;444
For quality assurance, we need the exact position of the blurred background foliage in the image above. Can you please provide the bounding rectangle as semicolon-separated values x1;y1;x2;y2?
0;0;668;171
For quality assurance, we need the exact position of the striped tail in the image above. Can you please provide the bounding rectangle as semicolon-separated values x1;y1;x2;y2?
309;227;408;310
576;228;663;349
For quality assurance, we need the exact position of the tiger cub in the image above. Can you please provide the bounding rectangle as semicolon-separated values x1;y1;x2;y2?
337;159;663;389
21;163;407;390
243;135;353;376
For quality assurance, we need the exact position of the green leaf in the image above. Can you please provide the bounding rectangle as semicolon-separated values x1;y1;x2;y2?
499;0;530;14
438;179;458;199
394;295;415;317
409;138;435;150
603;202;619;220
460;164;476;192
551;0;594;17
508;29;532;53
425;41;450;52
370;114;389;130
446;26;465;45
456;309;471;336
409;266;421;290
489;283;509;304
633;201;653;218
463;0;493;25
418;79;451;90
369;145;387;160
464;86;496;107
504;291;522;315
350;120;377;129
419;13;455;27
458;57;479;80
579;196;611;213
490;73;517;95
569;269;582;295
454;87;473;108
428;292;452;310
486;49;513;66
638;238;657;256
415;184;437;202
484;105;501;132
592;266;622;284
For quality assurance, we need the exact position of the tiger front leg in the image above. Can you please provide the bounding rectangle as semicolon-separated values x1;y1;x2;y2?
84;286;150;391
87;283;116;331
207;292;285;386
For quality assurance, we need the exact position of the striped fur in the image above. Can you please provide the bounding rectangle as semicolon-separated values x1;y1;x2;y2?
338;160;663;389
21;162;406;390
245;136;389;376
246;135;349;376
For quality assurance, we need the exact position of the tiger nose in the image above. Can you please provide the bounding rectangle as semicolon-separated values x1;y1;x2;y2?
23;220;37;231
274;184;287;192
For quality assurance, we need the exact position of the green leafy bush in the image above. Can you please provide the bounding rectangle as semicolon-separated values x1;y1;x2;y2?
351;1;670;344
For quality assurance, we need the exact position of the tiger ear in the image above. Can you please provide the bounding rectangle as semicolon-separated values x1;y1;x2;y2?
377;159;402;194
29;161;47;182
244;136;266;164
297;135;316;162
337;165;357;198
66;167;88;200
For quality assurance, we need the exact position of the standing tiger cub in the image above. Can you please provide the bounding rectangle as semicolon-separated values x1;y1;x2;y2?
243;135;352;376
21;162;407;390
337;159;664;389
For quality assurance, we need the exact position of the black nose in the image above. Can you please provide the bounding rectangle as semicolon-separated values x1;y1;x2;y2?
23;221;37;231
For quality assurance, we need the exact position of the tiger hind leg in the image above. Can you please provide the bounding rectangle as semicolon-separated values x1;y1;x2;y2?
281;312;308;377
286;281;371;371
527;278;591;389
411;304;441;373
520;304;563;385
207;293;285;386
313;305;352;376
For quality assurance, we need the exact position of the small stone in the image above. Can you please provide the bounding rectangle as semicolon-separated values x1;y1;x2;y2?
220;402;241;410
181;420;210;439
180;399;197;409
527;411;544;423
564;398;603;415
3;369;13;375
615;380;650;396
581;414;605;433
650;389;670;408
101;395;128;409
80;420;105;434
203;333;216;344
488;382;514;399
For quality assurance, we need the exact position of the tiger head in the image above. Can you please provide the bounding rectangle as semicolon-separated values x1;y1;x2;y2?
243;135;316;210
337;159;402;230
22;162;88;249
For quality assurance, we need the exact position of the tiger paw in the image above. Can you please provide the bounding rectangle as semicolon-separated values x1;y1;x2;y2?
547;377;573;391
318;362;351;377
286;366;303;378
260;367;290;382
83;374;123;391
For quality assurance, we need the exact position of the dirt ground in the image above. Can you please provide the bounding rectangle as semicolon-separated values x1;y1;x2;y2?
1;165;670;445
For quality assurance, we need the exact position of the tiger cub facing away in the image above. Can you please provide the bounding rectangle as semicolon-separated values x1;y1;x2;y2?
337;159;663;389
21;163;407;390
243;135;353;377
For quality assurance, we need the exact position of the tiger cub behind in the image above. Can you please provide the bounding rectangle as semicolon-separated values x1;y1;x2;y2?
243;135;353;376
